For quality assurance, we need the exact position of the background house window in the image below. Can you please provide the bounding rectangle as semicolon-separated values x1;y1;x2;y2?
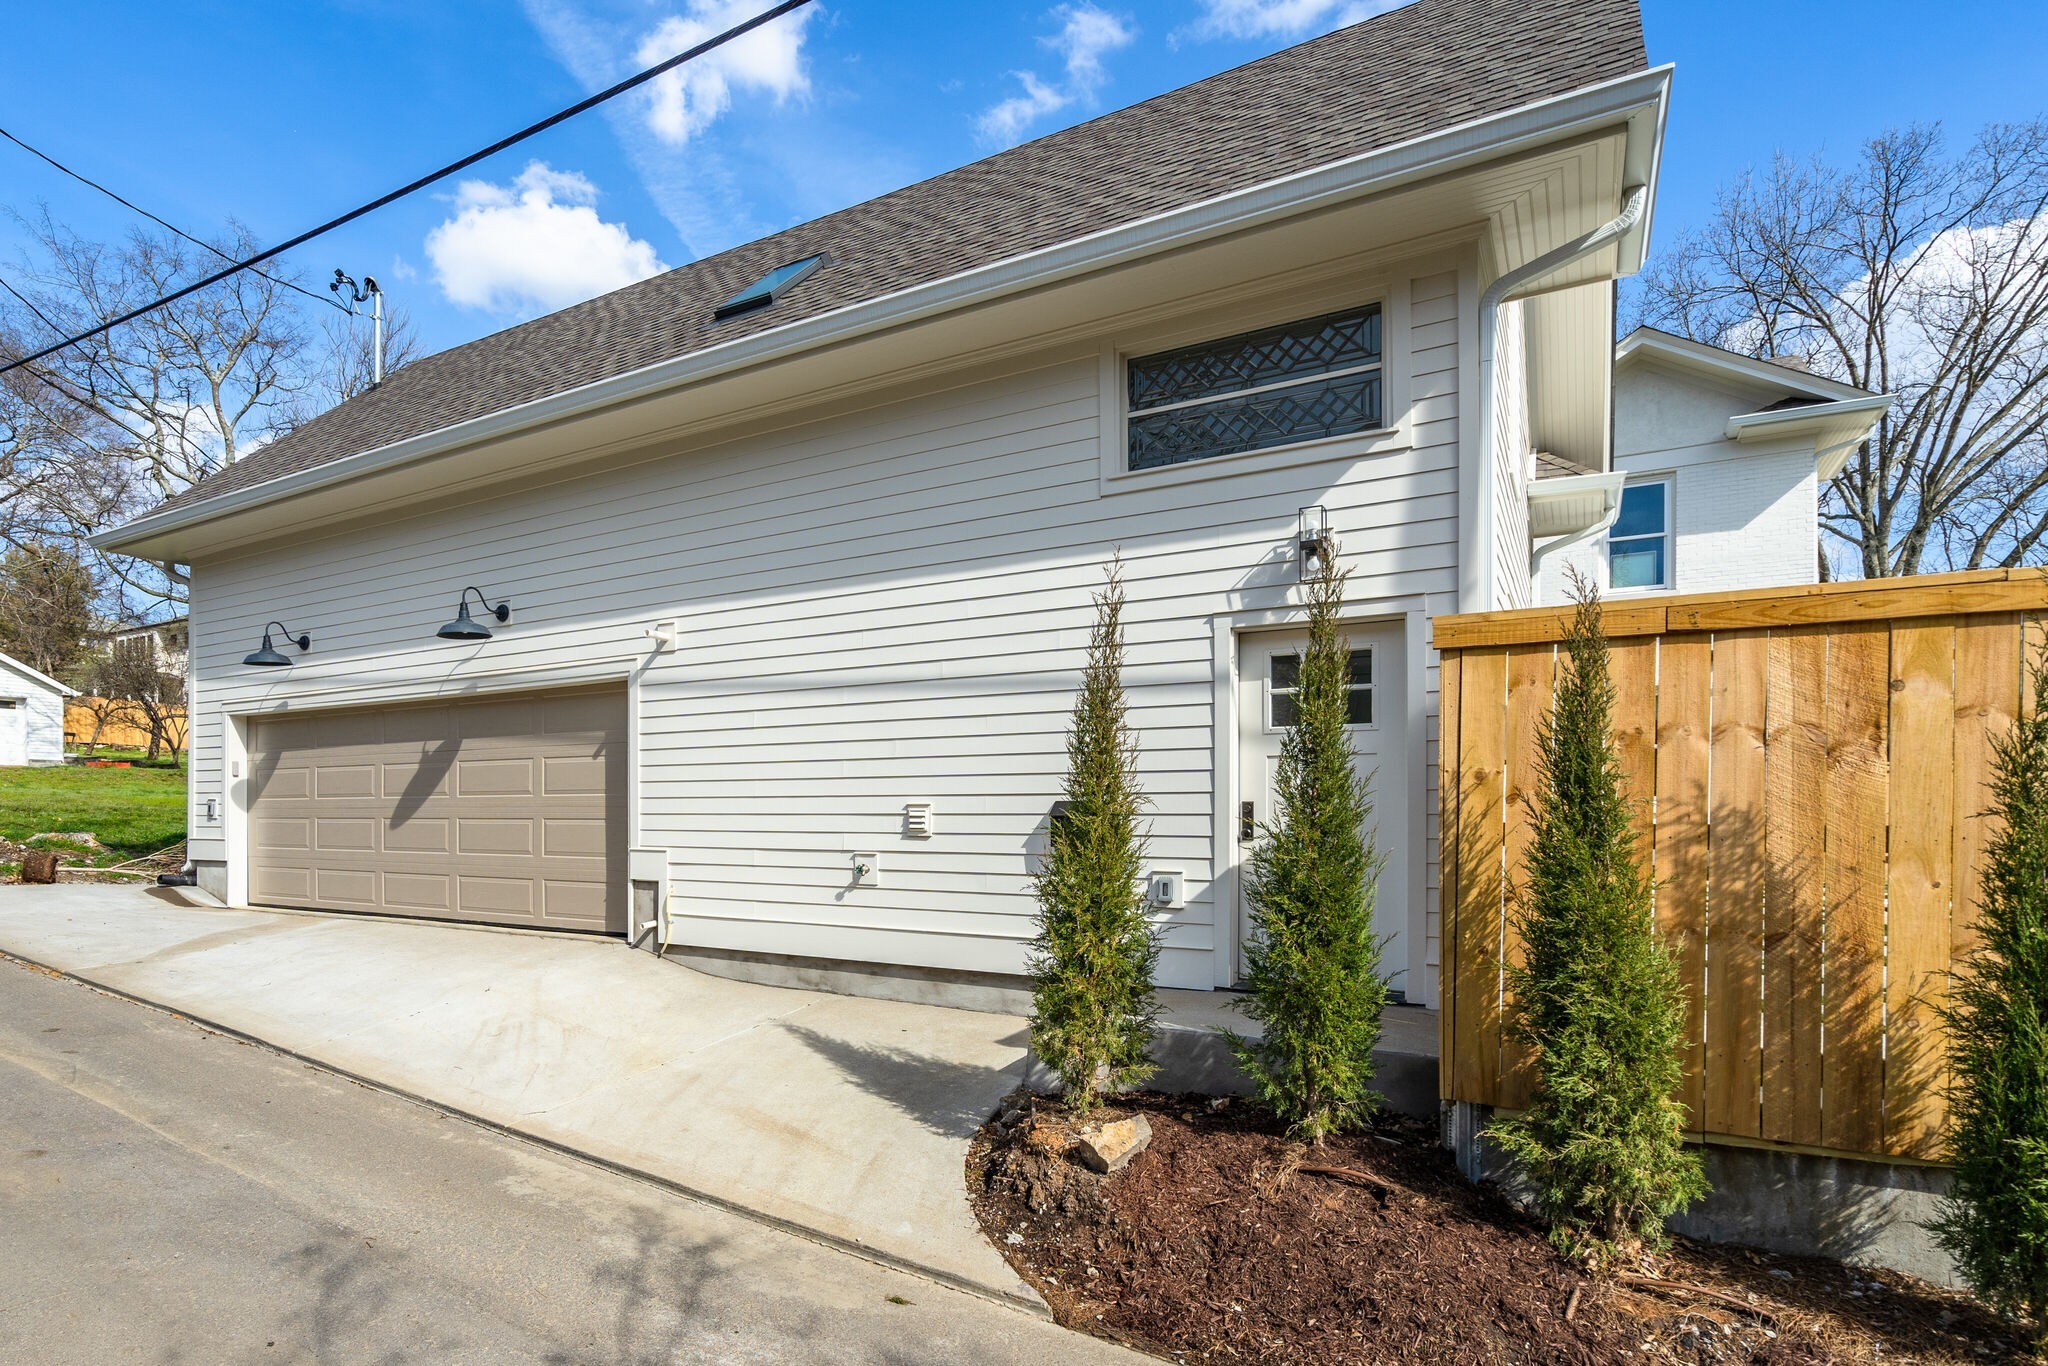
1126;305;1382;471
1268;649;1372;729
1608;479;1673;590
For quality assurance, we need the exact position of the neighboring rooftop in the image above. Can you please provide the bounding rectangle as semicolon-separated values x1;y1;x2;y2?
148;0;1647;520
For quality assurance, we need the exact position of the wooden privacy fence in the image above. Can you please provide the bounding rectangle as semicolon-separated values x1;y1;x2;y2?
1435;568;2048;1164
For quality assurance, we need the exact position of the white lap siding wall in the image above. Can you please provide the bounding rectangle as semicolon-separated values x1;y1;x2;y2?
185;263;1468;995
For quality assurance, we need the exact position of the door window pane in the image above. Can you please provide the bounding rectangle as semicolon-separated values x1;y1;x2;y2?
1268;648;1373;728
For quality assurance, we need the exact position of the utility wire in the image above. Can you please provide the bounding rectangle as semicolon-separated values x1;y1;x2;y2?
0;125;350;313
1;0;812;376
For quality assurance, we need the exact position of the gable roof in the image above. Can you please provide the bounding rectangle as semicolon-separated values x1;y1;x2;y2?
0;651;77;698
144;0;1647;523
1615;326;1877;403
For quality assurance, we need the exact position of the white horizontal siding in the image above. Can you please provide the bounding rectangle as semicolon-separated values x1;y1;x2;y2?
187;258;1470;993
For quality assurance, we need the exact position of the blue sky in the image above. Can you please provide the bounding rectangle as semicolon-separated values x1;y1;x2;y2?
4;1;2046;361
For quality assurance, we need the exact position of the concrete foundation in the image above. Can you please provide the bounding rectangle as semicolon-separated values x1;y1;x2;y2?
194;861;228;902
672;945;1443;1118
1443;1100;1958;1285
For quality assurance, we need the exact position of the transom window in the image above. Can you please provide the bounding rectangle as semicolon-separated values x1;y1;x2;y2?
1126;305;1383;471
1608;478;1673;591
1268;649;1373;729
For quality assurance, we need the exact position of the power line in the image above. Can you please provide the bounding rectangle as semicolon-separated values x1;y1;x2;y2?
0;125;349;313
0;0;812;377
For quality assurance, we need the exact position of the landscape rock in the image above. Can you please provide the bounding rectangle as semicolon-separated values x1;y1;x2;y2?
1075;1114;1152;1174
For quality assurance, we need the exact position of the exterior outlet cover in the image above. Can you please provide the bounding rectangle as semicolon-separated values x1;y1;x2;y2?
853;853;880;888
1147;870;1184;909
904;802;934;838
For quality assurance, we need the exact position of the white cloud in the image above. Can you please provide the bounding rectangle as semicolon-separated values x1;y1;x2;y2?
1185;0;1400;41
977;4;1135;147
636;0;815;145
425;162;667;315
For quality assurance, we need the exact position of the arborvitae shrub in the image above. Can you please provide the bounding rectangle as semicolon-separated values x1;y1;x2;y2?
1489;573;1704;1256
1934;647;2048;1339
1229;552;1387;1141
1029;557;1160;1112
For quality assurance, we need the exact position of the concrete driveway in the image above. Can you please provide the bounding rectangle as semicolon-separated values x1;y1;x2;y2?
0;885;1038;1307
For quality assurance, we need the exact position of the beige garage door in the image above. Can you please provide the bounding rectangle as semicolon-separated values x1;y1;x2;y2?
248;687;627;933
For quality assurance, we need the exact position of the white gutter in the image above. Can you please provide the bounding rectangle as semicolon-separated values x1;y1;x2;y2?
95;65;1673;556
1472;183;1649;613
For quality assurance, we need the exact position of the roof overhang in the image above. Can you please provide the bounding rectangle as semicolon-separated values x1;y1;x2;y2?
95;63;1672;563
1527;470;1627;539
1726;392;1894;480
1616;327;1875;403
0;652;79;697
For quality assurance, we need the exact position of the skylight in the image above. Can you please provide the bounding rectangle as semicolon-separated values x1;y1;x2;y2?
713;254;827;321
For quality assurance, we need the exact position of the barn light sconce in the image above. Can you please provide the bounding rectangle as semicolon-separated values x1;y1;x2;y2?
243;621;310;668
437;587;512;641
1298;505;1332;580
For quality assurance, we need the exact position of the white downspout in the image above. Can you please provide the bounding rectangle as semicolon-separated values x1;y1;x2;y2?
1475;184;1648;612
1528;497;1623;590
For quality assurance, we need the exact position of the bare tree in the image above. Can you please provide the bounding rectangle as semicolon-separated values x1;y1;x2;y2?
72;635;184;762
1631;122;2048;578
1;214;318;608
0;541;97;676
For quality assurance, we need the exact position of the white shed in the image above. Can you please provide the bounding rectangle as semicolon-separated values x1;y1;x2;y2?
0;652;76;767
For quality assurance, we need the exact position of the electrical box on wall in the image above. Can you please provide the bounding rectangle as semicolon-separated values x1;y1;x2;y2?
1147;870;1184;909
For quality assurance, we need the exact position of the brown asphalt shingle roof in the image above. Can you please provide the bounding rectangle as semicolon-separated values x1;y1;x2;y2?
153;0;1646;519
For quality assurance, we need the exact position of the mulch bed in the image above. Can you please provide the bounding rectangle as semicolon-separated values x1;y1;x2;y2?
967;1091;2026;1364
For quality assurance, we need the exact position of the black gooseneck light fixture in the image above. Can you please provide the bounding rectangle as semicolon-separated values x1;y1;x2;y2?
437;587;512;641
243;621;311;668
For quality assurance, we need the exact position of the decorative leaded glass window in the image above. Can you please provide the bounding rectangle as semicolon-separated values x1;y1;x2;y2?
1125;305;1382;471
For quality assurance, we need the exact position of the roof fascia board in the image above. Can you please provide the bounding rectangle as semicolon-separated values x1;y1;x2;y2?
1618;328;1874;402
95;64;1673;554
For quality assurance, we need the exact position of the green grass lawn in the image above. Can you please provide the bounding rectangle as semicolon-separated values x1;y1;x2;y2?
0;760;188;861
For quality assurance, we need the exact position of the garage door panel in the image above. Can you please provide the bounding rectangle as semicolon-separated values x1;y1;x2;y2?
541;754;607;797
456;757;537;797
382;872;453;912
543;817;608;858
313;816;378;852
457;818;535;856
250;765;311;802
384;818;452;854
253;817;311;852
249;687;624;934
313;763;379;799
315;869;379;906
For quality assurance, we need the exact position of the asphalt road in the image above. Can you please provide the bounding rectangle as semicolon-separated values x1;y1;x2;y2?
0;957;1132;1365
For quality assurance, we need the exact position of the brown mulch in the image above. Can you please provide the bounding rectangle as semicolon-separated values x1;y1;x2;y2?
967;1091;2026;1365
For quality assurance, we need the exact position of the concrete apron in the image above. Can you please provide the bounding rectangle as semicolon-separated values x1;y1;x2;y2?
0;885;1042;1309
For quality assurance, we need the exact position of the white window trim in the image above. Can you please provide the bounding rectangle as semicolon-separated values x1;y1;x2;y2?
1095;273;1413;495
1605;474;1675;595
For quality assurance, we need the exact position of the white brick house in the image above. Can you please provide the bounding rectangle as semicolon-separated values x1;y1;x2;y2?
1534;328;1891;604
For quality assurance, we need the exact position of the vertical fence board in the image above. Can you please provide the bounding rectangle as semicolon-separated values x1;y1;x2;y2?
1764;626;1828;1147
1438;650;1463;1101
1451;647;1508;1104
1953;615;2022;963
1822;623;1890;1156
1887;620;1956;1159
1497;644;1556;1110
1705;630;1767;1138
1655;634;1710;1125
1610;638;1659;854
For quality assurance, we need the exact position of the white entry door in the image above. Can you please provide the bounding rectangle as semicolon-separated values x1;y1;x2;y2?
1235;622;1410;996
